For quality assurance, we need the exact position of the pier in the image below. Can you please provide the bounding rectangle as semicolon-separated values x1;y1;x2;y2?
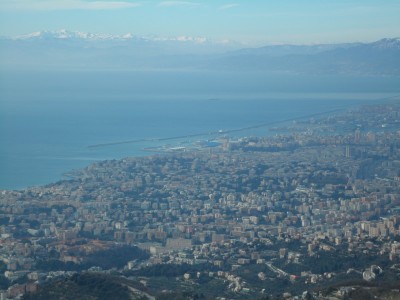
87;108;344;149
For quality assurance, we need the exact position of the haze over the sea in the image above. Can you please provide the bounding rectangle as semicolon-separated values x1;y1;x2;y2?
1;69;400;190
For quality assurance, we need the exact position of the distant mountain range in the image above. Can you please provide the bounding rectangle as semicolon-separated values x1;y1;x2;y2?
213;38;400;75
1;30;399;75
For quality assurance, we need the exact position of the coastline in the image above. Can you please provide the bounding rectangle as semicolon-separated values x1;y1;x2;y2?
1;93;399;191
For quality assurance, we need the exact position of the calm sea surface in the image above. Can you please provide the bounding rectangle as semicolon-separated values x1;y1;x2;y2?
1;70;399;190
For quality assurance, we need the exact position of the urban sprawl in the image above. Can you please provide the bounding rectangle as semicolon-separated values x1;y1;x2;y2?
1;101;400;299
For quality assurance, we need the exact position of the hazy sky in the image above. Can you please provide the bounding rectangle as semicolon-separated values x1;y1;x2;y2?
1;0;399;45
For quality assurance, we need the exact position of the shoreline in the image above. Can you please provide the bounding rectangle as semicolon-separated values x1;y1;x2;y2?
2;94;399;191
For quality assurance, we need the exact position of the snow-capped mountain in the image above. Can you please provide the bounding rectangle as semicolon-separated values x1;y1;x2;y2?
8;29;230;46
369;37;400;50
13;29;134;41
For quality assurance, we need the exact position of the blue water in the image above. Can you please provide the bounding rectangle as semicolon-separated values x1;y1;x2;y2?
1;70;399;190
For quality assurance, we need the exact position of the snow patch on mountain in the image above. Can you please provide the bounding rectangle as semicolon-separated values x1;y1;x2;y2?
10;29;220;45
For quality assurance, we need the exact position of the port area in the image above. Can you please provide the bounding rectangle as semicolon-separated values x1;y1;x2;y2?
142;139;223;153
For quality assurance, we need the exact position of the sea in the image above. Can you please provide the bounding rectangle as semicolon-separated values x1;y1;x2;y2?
1;70;399;190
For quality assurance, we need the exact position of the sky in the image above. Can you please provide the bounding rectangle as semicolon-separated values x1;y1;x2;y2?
0;0;400;45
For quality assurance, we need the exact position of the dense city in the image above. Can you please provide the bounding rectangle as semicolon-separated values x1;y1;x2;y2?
1;101;400;299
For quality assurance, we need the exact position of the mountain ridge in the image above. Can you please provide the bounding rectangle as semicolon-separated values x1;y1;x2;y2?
2;29;234;48
1;31;399;75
